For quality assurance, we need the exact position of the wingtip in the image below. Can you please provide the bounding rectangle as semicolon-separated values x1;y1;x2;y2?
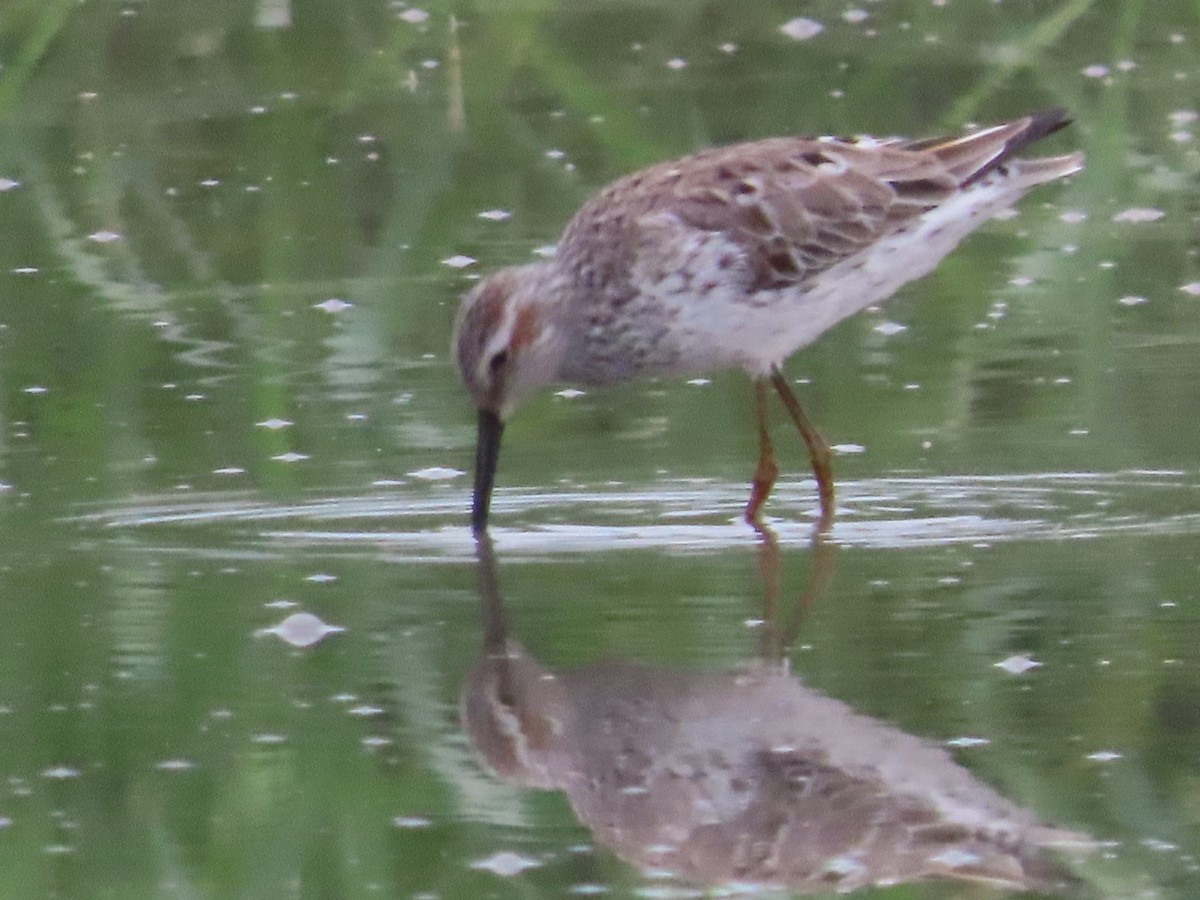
956;108;1079;187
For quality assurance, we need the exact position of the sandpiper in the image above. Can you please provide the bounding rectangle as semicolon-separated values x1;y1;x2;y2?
454;109;1083;532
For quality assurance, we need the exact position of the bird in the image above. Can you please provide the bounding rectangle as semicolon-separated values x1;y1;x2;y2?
453;109;1084;532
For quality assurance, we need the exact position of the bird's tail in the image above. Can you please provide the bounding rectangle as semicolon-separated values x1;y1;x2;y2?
909;108;1084;188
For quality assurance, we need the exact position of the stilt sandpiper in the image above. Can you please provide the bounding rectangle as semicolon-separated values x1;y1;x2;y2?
454;109;1083;532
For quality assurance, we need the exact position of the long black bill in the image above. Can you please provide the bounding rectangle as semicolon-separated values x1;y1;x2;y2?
471;409;505;533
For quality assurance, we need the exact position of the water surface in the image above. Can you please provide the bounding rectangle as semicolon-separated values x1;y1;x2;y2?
0;0;1198;896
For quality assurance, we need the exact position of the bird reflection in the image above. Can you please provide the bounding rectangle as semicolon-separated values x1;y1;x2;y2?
461;534;1088;894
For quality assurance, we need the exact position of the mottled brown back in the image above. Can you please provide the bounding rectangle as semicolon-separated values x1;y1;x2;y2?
556;110;1071;294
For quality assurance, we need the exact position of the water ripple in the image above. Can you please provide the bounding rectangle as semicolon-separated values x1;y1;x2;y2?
64;469;1200;558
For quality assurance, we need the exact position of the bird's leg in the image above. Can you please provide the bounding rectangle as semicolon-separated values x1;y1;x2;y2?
768;365;835;529
745;378;779;527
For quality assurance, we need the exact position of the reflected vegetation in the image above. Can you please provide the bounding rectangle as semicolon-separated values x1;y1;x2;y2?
462;536;1088;894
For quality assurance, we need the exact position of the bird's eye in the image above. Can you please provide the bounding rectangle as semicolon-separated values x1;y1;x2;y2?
487;349;510;376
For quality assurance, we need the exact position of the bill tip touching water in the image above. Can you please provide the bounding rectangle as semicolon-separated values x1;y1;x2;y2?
454;109;1083;533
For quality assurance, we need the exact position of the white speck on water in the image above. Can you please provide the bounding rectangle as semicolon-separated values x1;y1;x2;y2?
42;767;79;780
314;297;352;313
995;654;1041;674
1169;109;1198;125
372;478;403;487
1118;295;1147;306
1054;376;1072;384
87;229;121;243
1112;207;1165;223
832;443;865;455
260;612;344;648
1059;210;1087;223
271;452;309;463
780;17;823;40
265;598;297;609
213;467;244;475
393;816;432;829
348;704;384;717
478;209;511;221
665;57;687;70
22;385;47;394
398;8;429;24
0;178;20;191
470;851;541;876
1069;428;1090;435
873;320;906;336
199;178;220;187
251;733;287;744
256;418;293;429
1086;750;1123;762
306;573;337;583
843;8;868;23
185;393;205;401
1142;838;1179;853
1116;59;1137;72
407;466;463;481
946;736;991;748
1170;130;1193;143
420;59;439;69
13;266;39;274
686;378;710;386
1010;276;1034;287
155;758;196;771
718;42;737;54
1082;64;1109;78
532;244;558;258
555;388;586;398
544;149;566;161
1179;282;1200;295
442;254;476;268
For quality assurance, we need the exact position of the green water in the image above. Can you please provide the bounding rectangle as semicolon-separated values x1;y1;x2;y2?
0;0;1198;897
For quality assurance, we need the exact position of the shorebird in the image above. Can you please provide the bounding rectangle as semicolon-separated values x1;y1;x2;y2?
454;109;1083;532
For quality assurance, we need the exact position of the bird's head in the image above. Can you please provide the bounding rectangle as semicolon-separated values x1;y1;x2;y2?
452;264;564;532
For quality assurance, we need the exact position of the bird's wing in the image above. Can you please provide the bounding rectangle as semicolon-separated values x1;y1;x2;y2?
557;111;1072;294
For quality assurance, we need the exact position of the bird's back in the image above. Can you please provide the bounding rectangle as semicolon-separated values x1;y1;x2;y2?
550;111;1083;381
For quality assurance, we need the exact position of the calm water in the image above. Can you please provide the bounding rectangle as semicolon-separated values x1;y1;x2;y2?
1;0;1198;897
